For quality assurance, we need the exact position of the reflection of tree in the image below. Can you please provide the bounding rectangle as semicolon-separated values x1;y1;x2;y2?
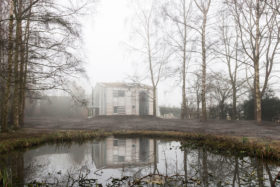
0;152;24;186
14;152;24;187
153;139;158;175
256;159;264;187
202;148;208;187
1;139;280;186
68;144;87;165
183;148;188;184
232;156;241;187
264;162;274;187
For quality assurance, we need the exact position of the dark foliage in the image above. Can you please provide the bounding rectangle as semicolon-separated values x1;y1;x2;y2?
243;91;280;121
160;106;181;118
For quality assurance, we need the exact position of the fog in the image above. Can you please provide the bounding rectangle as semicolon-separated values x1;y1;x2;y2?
1;0;280;123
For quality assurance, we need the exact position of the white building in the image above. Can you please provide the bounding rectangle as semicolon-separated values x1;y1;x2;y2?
93;82;159;116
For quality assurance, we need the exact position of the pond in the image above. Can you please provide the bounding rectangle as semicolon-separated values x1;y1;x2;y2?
0;136;280;186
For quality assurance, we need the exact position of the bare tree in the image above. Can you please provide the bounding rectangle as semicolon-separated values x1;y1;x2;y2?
228;0;280;123
163;0;193;119
215;8;246;120
132;0;169;116
208;72;232;119
194;0;212;121
0;0;95;131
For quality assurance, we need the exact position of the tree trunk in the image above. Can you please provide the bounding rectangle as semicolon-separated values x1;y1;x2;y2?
219;100;225;119
181;0;187;120
181;70;187;119
201;12;207;121
255;66;262;123
232;87;237;120
255;0;262;123
1;0;14;132
153;87;157;117
196;91;200;119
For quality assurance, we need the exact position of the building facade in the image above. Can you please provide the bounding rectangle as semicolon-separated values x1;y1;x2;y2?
93;82;158;116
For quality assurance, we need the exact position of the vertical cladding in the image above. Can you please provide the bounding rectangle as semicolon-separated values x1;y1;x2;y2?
106;88;113;115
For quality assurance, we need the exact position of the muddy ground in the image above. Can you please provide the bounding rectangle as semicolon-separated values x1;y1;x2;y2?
24;115;280;140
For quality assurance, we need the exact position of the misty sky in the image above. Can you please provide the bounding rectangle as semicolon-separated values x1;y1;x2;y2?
81;0;181;107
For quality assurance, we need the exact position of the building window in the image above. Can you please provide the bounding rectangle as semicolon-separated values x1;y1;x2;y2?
118;156;125;162
113;139;126;146
113;106;126;114
113;155;125;162
118;139;126;146
113;90;125;97
114;106;118;113
132;105;135;109
113;139;118;146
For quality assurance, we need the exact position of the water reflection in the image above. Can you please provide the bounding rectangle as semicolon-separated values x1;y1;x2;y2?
0;136;279;186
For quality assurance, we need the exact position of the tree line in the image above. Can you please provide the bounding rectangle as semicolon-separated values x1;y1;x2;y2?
132;0;280;122
0;0;93;131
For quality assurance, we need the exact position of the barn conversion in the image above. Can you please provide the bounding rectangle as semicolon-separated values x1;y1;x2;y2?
92;82;158;116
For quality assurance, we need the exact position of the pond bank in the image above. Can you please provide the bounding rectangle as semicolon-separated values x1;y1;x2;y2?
0;128;280;162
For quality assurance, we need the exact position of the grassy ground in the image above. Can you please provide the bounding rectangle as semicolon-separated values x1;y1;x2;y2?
0;128;280;162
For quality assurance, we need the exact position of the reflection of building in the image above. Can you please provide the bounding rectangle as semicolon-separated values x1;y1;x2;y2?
92;137;156;169
93;83;159;116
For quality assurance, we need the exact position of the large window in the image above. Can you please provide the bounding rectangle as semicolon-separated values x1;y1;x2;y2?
114;106;118;113
113;139;126;146
113;106;125;114
113;90;125;97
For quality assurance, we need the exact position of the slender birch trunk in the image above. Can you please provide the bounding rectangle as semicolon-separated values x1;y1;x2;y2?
255;0;262;123
201;13;207;121
181;0;188;120
194;0;211;121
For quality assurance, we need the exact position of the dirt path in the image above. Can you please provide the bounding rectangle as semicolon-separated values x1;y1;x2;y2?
24;116;280;140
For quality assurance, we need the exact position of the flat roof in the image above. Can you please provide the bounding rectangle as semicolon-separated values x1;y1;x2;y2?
97;82;153;89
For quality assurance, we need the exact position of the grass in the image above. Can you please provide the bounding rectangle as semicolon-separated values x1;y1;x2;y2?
0;129;280;162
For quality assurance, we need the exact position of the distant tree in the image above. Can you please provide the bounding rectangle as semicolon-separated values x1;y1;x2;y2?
208;72;232;119
215;6;247;120
162;0;193;119
159;106;181;118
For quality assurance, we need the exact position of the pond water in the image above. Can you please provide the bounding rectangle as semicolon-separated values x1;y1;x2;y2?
0;136;280;186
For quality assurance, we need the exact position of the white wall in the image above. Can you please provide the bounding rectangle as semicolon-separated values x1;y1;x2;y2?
94;83;157;116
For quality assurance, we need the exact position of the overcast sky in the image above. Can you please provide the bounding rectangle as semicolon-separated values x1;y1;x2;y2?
81;0;181;107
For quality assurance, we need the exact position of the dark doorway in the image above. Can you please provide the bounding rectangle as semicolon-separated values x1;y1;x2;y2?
139;138;149;162
139;91;149;116
95;108;99;116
